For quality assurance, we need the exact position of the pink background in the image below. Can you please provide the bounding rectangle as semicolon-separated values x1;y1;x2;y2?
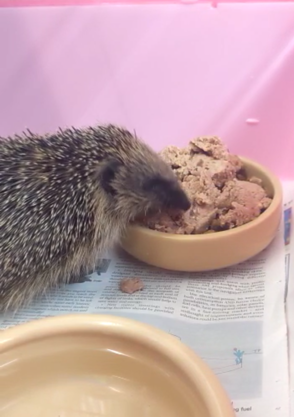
0;3;293;178
0;0;293;6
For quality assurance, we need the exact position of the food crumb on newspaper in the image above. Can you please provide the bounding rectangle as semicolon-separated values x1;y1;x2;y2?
119;277;144;294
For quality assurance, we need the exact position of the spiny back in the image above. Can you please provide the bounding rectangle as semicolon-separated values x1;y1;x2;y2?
0;127;113;277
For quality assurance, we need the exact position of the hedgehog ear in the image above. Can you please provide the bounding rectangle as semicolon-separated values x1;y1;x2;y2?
99;158;123;195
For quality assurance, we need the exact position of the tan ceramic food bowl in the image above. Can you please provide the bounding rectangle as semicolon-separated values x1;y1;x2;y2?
0;314;235;417
121;157;282;271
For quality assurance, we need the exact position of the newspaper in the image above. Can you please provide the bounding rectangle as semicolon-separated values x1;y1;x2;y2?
0;182;293;417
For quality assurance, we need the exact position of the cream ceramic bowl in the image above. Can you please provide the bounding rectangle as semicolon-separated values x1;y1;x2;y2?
0;314;235;417
121;157;282;271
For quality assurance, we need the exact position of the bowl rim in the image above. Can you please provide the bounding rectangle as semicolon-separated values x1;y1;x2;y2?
128;156;283;241
0;314;234;417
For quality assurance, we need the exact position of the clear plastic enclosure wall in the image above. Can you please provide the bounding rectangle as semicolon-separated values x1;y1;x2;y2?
0;1;293;179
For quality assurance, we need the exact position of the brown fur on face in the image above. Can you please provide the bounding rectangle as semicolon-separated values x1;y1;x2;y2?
0;124;190;311
96;126;191;220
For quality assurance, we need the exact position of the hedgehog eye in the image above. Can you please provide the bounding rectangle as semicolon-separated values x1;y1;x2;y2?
99;158;122;195
143;176;167;193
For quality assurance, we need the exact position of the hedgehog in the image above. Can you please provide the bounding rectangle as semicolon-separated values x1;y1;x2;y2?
0;124;191;311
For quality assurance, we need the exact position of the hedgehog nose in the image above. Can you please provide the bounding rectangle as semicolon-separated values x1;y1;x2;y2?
167;188;191;212
176;190;191;212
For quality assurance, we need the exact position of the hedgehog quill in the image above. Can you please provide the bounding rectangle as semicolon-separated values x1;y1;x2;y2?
0;124;190;311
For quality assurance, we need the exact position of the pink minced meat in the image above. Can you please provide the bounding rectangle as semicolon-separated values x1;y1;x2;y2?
140;136;272;234
119;277;144;294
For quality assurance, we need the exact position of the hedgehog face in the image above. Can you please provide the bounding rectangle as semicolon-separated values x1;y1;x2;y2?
140;175;191;214
99;155;191;221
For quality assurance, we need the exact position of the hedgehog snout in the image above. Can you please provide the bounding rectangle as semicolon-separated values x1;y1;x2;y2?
163;186;191;212
144;176;191;213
